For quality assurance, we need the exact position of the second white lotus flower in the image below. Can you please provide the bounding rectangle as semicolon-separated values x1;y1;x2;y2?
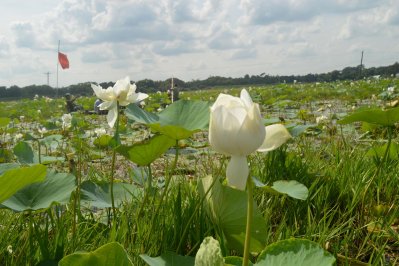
209;89;292;190
91;76;148;128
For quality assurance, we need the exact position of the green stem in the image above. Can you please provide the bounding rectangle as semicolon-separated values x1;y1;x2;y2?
243;177;253;266
144;140;179;249
109;103;120;223
36;139;42;164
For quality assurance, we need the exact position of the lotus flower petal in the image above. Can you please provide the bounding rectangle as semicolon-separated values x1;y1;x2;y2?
257;124;292;152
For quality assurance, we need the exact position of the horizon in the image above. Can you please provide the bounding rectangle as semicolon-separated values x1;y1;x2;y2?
0;0;398;87
1;61;398;89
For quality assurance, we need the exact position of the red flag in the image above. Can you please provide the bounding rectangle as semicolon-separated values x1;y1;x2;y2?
58;52;69;69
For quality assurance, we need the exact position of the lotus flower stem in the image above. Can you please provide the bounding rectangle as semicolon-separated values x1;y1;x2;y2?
243;177;253;266
109;103;120;222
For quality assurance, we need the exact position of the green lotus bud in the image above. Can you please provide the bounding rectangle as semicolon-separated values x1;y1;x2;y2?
195;236;224;266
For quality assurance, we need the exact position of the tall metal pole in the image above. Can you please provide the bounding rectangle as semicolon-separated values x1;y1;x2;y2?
171;77;174;103
56;40;60;97
359;50;364;78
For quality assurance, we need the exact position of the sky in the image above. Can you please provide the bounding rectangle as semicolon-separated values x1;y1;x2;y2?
0;0;398;88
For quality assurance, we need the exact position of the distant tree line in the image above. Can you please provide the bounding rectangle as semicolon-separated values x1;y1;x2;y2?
1;62;398;100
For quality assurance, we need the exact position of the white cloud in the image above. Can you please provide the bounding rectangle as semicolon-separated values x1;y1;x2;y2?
0;0;398;87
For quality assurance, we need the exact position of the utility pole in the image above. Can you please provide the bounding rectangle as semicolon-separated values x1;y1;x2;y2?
359;51;364;78
44;72;51;86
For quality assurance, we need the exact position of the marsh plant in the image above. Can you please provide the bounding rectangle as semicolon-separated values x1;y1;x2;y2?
0;77;399;265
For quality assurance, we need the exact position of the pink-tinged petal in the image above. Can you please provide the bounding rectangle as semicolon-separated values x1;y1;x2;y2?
257;124;292;152
226;155;249;190
106;107;118;128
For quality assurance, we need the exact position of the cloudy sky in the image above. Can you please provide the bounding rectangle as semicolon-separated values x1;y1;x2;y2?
0;0;398;87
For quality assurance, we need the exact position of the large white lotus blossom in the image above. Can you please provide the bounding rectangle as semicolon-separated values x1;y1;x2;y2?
62;113;72;129
209;89;265;190
91;76;148;128
209;89;292;190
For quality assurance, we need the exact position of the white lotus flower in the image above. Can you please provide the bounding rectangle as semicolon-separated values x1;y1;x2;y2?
209;89;293;190
91;76;148;128
209;89;265;190
62;113;72;129
38;127;47;137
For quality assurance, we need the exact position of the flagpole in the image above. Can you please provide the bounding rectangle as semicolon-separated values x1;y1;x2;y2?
56;40;60;98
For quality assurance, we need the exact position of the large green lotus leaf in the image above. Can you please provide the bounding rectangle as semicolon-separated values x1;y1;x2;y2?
0;163;20;175
13;141;37;164
126;100;210;139
140;251;194;266
338;107;399;126
13;141;64;165
59;242;133;266
149;124;195;140
116;135;175;166
271;181;308;200
224;256;253;266
80;181;140;209
157;100;210;130
125;103;160;124
366;142;399;160
0;164;46;204
252;178;308;201
1;171;76;211
199;176;267;254
286;124;315;137
0;117;10;127
255;239;336;266
93;135;114;148
40;134;63;149
40;155;65;164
